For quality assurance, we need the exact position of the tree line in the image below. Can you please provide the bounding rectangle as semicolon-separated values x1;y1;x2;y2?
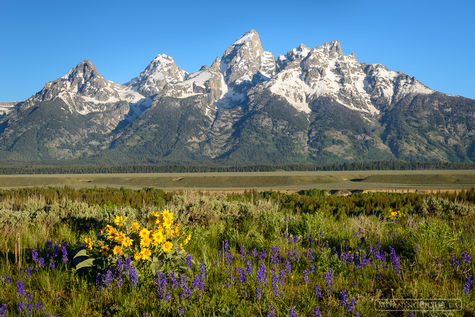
0;161;473;175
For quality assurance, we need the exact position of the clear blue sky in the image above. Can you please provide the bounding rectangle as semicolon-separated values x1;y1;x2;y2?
1;0;474;101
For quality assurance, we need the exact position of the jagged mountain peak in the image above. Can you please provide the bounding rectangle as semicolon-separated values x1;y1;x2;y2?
126;53;187;97
219;30;265;83
61;60;104;84
231;29;260;45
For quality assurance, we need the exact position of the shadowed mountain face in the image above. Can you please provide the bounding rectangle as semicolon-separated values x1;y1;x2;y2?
0;30;473;164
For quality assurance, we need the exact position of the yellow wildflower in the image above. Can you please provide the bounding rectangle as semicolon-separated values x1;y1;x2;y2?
107;228;120;241
162;209;173;226
134;252;142;261
161;241;173;253
139;228;150;239
131;222;140;232
100;244;109;256
151;230;164;245
179;243;184;250
166;228;174;238
184;233;192;245
101;225;113;235
84;237;93;250
140;248;151;260
163;217;173;230
122;236;133;248
113;245;123;256
141;235;151;247
116;232;126;244
114;215;124;227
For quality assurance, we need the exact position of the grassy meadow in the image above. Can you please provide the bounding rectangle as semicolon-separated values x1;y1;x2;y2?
0;187;473;316
0;170;473;190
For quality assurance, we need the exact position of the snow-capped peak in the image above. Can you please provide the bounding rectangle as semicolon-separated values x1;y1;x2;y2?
232;29;260;45
27;59;145;116
126;54;187;97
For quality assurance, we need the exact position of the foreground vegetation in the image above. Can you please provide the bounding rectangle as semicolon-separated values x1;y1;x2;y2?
0;187;473;316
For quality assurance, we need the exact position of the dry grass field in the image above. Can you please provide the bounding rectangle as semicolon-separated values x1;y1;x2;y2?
0;170;473;191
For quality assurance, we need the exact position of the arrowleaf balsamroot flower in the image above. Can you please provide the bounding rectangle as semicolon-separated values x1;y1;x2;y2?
162;241;173;252
131;222;140;232
113;245;123;256
84;237;93;250
140;248;152;260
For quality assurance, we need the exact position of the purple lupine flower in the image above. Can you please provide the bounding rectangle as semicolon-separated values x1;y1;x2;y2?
186;254;192;270
246;260;252;276
240;245;246;261
178;306;184;316
270;246;280;265
259;250;267;262
38;257;45;267
406;312;414;317
103;270;113;289
415;244;419;253
128;266;138;287
0;304;5;317
179;273;191;300
279;269;285;286
32;249;39;263
303;269;309;284
155;272;169;301
5;275;10;284
461;252;471;264
313;306;321;317
339;290;348;307
251;248;258;259
308;248;314;262
256;287;261;300
170;271;178;288
310;264;315;274
50;261;55;271
116;256;124;288
324;268;333;290
226;249;233;265
26;267;33;280
238;267;246;283
389;246;401;274
289;306;298;317
95;273;102;290
348;298;357;313
285;259;292;276
314;284;322;298
266;305;276;317
271;272;280;298
61;243;68;264
224;240;229;253
191;265;205;293
18;301;26;315
256;263;266;284
464;274;473;295
17;280;25;296
53;244;59;258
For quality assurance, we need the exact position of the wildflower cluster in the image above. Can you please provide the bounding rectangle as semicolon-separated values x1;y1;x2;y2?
388;210;404;220
81;209;192;277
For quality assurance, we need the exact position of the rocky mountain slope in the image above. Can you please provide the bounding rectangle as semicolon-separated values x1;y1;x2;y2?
0;30;473;164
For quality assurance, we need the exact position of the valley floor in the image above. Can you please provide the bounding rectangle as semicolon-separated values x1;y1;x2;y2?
0;170;473;191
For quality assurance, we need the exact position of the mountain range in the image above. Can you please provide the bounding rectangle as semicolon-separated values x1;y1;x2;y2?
0;30;473;165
